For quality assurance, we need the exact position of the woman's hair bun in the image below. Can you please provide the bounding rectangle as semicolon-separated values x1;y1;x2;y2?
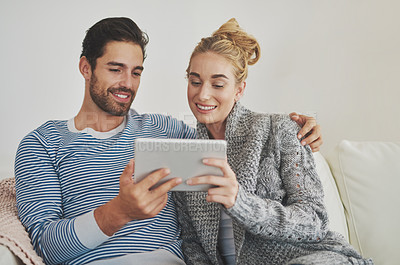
212;18;260;65
187;18;261;83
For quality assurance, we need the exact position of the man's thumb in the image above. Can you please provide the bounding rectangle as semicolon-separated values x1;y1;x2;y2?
120;159;135;185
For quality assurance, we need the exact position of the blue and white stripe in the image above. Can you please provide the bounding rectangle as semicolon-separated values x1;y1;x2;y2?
15;109;196;265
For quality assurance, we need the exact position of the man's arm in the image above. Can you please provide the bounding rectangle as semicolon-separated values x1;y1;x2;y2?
16;134;182;264
15;134;91;264
94;160;182;236
290;112;323;152
150;113;197;140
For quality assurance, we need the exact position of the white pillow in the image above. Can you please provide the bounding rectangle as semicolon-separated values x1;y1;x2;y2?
327;140;400;265
313;152;349;242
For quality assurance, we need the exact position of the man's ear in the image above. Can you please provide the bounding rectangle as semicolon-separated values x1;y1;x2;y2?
235;81;246;102
79;56;92;80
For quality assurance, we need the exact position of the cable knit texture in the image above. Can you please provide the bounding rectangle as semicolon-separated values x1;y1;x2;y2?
0;177;45;265
174;103;373;265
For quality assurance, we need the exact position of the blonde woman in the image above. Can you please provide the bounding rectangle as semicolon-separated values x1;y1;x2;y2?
174;18;373;265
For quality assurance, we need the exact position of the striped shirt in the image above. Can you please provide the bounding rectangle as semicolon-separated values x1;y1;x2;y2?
15;109;196;265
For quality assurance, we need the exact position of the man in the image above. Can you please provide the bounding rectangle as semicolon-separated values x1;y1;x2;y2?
15;17;322;265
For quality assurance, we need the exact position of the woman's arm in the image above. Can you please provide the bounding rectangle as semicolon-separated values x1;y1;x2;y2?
226;115;329;243
189;115;329;244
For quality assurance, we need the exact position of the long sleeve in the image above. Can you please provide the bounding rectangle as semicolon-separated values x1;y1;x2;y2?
226;116;329;244
191;104;372;264
15;134;104;264
147;114;197;140
15;112;193;264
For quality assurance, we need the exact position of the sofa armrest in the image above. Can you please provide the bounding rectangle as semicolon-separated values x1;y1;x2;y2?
313;152;349;241
0;178;44;265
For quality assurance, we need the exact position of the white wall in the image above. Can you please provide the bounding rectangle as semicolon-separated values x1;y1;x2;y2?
1;0;399;178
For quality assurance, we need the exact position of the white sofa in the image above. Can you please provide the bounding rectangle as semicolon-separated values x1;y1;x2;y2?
1;140;399;265
316;140;400;265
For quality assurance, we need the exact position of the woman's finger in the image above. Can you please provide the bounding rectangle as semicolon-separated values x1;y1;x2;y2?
202;158;234;177
186;175;230;186
206;194;236;209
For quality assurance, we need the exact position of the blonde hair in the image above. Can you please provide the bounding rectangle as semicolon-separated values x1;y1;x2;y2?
187;18;261;83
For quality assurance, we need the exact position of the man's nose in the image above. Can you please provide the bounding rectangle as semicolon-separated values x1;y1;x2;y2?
120;72;134;89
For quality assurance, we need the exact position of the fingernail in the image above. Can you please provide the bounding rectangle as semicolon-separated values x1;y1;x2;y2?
301;141;306;145
164;168;170;174
298;134;302;139
176;178;182;184
203;159;209;163
186;179;192;185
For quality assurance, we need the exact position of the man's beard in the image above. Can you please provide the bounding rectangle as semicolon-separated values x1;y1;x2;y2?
89;74;134;116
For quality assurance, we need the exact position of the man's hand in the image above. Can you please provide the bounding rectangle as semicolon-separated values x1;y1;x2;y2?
94;159;182;236
289;112;323;152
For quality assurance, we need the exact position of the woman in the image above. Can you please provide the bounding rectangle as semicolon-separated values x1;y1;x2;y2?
174;18;373;265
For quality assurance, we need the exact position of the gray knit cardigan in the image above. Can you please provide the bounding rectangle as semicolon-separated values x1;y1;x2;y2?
173;103;373;265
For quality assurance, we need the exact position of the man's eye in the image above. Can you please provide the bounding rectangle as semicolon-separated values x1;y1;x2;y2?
214;84;224;88
110;69;120;72
133;72;141;77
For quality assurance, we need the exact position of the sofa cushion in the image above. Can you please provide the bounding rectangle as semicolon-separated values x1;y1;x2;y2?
327;140;400;265
313;152;349;242
0;245;24;265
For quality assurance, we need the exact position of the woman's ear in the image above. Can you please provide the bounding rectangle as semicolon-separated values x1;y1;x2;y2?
235;81;246;102
79;56;92;81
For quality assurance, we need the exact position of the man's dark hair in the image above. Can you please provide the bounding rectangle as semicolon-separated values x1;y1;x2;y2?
80;17;149;69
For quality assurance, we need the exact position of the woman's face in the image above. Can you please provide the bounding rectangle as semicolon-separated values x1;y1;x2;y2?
187;52;245;133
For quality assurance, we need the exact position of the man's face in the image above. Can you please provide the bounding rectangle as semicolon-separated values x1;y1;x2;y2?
89;41;144;116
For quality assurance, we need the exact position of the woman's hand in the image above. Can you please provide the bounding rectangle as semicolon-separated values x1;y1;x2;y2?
186;158;239;209
289;112;323;152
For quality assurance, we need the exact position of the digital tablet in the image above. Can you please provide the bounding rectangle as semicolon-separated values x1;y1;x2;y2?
134;138;227;191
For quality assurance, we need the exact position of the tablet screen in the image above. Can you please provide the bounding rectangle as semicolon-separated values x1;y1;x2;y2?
134;138;227;191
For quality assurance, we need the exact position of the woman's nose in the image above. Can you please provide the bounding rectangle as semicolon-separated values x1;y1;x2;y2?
198;85;211;100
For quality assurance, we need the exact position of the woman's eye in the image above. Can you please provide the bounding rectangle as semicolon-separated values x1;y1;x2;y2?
191;81;201;86
214;84;224;88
